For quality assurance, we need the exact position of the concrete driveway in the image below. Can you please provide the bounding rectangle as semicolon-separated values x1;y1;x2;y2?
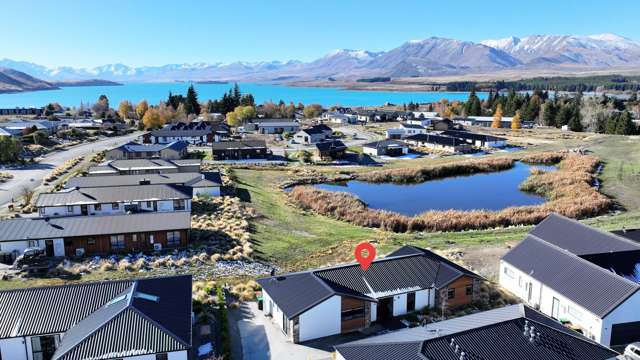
232;301;332;360
0;132;141;208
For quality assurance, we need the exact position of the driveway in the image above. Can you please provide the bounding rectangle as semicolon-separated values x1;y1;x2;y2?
232;301;332;360
0;132;141;208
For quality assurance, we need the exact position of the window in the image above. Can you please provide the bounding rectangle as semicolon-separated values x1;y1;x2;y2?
173;199;185;211
155;354;168;360
341;307;365;321
466;284;473;296
31;335;59;360
503;266;515;279
447;288;455;299
94;203;102;211
167;231;181;247
112;202;119;210
567;305;583;321
407;292;416;312
67;205;74;213
518;276;523;287
87;238;96;245
110;235;125;250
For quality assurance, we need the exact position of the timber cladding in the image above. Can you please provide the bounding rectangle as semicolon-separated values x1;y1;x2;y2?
63;229;189;255
341;297;367;333
443;275;475;308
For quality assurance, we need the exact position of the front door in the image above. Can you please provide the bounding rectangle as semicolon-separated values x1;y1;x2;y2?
80;205;88;215
551;297;560;319
377;297;393;321
45;240;54;257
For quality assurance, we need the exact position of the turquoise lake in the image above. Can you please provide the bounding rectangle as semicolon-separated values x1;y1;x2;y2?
0;82;487;108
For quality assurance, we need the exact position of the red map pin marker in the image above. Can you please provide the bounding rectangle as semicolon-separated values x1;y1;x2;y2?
354;242;376;271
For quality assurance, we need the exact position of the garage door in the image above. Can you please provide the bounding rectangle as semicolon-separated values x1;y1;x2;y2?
611;321;640;346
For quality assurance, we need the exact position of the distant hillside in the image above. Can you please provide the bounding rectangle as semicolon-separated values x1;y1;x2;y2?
0;67;58;93
50;79;123;87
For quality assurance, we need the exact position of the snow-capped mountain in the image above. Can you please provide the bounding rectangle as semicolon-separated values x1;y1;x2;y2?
480;33;640;67
2;33;640;83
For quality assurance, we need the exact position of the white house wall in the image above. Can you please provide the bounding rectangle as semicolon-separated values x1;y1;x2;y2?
370;302;377;322
121;351;188;360
261;290;291;341
298;295;341;342
415;289;432;310
601;290;640;346
0;337;28;360
392;293;408;316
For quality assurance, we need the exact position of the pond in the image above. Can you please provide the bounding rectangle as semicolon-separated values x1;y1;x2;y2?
308;162;556;216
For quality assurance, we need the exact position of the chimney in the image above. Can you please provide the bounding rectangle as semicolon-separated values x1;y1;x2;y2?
529;326;536;343
459;352;466;360
523;320;529;335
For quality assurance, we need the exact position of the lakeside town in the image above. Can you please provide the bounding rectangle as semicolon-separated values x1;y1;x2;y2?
5;1;640;359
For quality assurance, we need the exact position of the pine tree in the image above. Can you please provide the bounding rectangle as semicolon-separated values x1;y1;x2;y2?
542;101;557;127
491;104;503;128
616;111;636;135
511;110;522;130
184;85;201;115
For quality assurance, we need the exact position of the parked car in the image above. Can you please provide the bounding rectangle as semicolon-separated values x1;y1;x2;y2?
624;342;640;359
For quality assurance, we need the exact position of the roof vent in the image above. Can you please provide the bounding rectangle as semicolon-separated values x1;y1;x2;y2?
134;291;159;303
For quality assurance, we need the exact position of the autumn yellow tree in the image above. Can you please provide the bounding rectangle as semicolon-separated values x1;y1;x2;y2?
226;106;256;127
118;100;133;120
492;104;503;128
142;108;164;129
511;110;522;130
135;100;149;119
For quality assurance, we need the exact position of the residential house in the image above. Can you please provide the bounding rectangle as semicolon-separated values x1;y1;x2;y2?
87;159;201;176
0;107;43;116
500;213;640;347
404;134;473;153
454;116;518;128
66;172;222;197
362;140;408;157
385;123;427;139
105;141;189;160
322;112;358;125
0;211;191;256
293;124;333;144
335;304;618;360
0;275;192;360
0;119;58;135
313;140;347;161
257;121;300;134
143;122;228;144
211;140;270;160
257;245;481;343
0;128;13;137
36;184;192;217
440;130;508;148
432;118;455;131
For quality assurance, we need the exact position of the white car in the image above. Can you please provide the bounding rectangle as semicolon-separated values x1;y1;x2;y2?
624;342;640;359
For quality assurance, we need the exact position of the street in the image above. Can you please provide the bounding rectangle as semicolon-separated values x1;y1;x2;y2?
0;132;141;208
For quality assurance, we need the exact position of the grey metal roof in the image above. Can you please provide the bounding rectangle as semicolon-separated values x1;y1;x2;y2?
66;172;221;188
0;212;191;242
502;235;640;318
614;228;640;242
112;141;188;153
335;304;617;360
109;159;178;171
257;121;299;128
298;124;332;135
170;159;202;166
36;184;192;207
441;130;506;142
315;140;346;152
362;140;407;150
257;246;480;319
401;123;426;129
87;165;118;174
530;213;640;255
405;134;467;147
211;140;267;150
52;275;192;360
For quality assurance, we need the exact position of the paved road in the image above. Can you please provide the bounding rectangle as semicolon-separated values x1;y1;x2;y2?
0;132;141;208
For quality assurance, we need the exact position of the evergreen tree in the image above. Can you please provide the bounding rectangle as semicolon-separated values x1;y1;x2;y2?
542;102;558;127
605;113;620;134
184;85;201;115
616;111;636;135
464;90;482;116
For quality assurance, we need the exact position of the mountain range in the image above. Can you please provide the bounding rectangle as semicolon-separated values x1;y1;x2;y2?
2;33;640;85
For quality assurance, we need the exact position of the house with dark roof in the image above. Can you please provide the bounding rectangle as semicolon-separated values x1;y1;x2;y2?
257;245;481;343
386;123;427;139
293;124;333;144
362;140;408;157
36;184;192;217
211;140;270;160
313;140;347;161
87;158;201;176
0;275;192;360
0;212;191;257
143;121;229;144
440;130;507;148
65;172;222;197
322;112;358;125
105;141;188;160
256;120;300;134
404;134;473;153
500;213;640;347
334;304;618;360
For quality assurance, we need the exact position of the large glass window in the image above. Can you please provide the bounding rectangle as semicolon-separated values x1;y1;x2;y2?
173;199;185;211
341;307;365;321
167;231;181;247
31;335;59;360
407;292;416;312
156;354;168;360
110;235;125;250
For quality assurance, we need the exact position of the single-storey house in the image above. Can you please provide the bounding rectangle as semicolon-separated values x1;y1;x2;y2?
0;119;58;135
0;211;191;257
65;172;222;197
36;184;192;217
0;275;192;360
293;124;332;144
257;121;300;134
87;159;201;176
385;123;427;139
500;213;640;347
105;140;189;160
322;112;358;125
405;117;437;127
257;245;481;343
362;140;409;157
0;107;43;116
313;140;347;161
454;116;517;128
144;122;228;144
211;140;270;160
335;304;618;360
440;130;508;148
432;118;455;131
404;134;473;153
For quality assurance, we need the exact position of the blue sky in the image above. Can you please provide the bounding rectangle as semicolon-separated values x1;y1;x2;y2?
2;0;639;68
